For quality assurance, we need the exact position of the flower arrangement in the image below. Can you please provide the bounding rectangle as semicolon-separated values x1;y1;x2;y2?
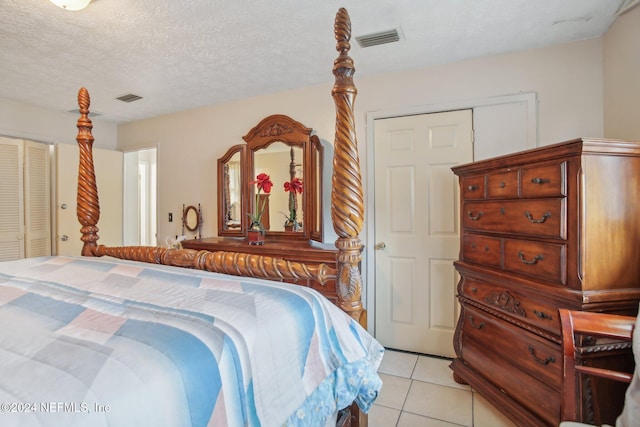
248;173;272;233
283;177;303;230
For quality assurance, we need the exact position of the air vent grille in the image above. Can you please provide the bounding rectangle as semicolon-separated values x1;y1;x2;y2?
116;93;143;103
355;29;400;48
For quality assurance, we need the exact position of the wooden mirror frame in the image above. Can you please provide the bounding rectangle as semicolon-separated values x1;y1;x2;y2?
216;115;322;242
244;115;321;242
182;203;202;239
218;144;246;237
183;206;199;232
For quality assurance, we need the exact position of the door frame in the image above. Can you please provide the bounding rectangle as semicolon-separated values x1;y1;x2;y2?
364;92;538;335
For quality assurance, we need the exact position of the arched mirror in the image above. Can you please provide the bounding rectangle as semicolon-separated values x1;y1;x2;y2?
218;145;246;236
244;115;322;242
217;115;322;242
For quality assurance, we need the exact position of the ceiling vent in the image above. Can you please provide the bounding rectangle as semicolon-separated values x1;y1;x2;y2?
116;93;143;103
355;28;400;48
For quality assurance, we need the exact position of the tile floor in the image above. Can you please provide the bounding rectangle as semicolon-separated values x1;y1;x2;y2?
369;349;518;427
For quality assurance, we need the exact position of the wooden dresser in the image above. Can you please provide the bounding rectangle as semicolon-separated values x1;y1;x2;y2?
450;138;640;426
181;237;339;303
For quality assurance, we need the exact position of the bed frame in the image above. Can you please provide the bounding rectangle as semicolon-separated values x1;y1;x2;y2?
74;8;367;427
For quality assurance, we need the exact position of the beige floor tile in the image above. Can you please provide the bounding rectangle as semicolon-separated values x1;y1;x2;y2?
378;349;419;378
403;380;473;426
412;356;469;391
369;404;401;427
397;411;466;427
375;373;412;410
473;393;518;427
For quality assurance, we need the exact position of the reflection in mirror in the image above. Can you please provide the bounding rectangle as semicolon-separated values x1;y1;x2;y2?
307;135;323;242
218;145;245;237
254;142;304;232
224;153;241;228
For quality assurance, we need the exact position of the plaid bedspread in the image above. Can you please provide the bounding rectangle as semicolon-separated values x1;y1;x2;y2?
0;256;383;427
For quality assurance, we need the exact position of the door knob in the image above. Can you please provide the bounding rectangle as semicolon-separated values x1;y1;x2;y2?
60;235;69;242
375;242;386;250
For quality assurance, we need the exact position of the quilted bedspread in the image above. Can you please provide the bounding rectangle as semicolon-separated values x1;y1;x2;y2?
0;256;383;427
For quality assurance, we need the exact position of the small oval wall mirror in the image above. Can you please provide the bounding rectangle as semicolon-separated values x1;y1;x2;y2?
184;206;199;231
182;203;202;239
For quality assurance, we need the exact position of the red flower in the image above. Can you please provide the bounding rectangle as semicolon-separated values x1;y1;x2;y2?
248;173;272;226
250;173;273;194
284;177;303;194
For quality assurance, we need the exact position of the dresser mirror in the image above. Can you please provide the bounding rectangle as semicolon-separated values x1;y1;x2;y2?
218;144;245;236
217;114;323;242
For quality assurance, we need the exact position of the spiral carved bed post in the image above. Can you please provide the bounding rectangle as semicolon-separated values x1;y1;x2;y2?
76;87;100;256
332;8;366;326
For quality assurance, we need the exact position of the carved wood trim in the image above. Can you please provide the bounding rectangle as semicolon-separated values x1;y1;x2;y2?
484;290;527;317
331;8;365;324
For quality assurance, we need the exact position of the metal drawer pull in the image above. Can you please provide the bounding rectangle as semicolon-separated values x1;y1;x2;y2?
533;310;552;320
467;185;479;191
528;346;555;365
531;177;550;185
469;316;485;329
467;211;483;220
518;251;544;265
524;211;551;223
499;182;505;188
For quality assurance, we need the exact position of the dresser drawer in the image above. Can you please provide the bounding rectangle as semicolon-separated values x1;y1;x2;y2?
487;170;518;198
521;162;566;198
460;306;561;426
463;199;565;238
462;234;501;268
504;239;566;284
460;277;561;335
461;175;485;200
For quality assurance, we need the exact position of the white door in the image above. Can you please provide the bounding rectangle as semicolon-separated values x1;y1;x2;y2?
374;110;473;357
24;140;51;258
0;137;24;261
55;143;124;256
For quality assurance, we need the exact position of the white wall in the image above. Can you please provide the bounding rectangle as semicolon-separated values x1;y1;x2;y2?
603;5;640;140
0;96;118;149
118;37;605;247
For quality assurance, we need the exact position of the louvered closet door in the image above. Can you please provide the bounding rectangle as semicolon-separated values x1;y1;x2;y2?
24;141;51;257
0;137;25;261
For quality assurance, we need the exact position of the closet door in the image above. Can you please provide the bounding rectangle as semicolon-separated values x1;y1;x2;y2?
0;137;25;261
24;141;51;257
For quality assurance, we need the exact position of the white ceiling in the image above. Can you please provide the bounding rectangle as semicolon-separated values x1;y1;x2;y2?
1;0;634;123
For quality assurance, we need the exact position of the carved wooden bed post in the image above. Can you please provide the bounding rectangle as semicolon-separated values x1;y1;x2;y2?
76;87;100;257
331;8;366;327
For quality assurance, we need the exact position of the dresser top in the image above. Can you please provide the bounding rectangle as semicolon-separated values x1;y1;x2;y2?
452;138;640;174
182;237;338;257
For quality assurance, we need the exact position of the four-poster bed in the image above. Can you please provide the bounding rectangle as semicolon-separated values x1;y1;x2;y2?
0;8;382;427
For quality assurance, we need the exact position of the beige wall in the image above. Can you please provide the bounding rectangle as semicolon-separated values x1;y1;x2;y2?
603;5;640;140
0;96;118;149
119;38;605;245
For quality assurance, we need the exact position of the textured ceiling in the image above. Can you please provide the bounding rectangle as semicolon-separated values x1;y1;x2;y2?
0;0;632;123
